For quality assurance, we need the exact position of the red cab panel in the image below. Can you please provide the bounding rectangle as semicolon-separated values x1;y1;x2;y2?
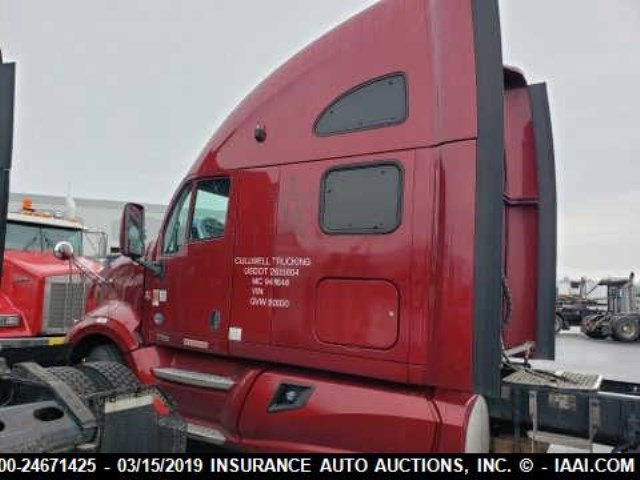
503;85;540;351
315;279;399;350
239;370;439;453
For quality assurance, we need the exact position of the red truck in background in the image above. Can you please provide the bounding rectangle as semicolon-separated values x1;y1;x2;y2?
0;47;190;455
0;199;105;364
64;0;640;452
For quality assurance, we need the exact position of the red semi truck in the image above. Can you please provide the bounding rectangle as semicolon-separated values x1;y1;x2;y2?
0;49;188;455
64;0;640;452
0;201;105;365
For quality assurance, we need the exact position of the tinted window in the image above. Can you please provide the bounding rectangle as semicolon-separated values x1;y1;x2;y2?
5;222;83;254
6;223;42;251
162;186;192;255
190;178;230;241
314;74;407;136
41;227;83;254
321;163;402;234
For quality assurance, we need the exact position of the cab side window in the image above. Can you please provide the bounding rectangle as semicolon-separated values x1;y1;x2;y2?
162;186;193;255
314;73;407;136
321;162;402;234
190;178;230;241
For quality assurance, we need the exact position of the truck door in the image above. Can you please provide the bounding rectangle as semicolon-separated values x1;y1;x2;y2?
145;177;234;354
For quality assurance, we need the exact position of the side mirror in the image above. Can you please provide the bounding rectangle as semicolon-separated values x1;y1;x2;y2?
120;203;146;259
53;241;74;261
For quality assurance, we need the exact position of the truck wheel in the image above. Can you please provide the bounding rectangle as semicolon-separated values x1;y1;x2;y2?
582;314;607;339
555;314;564;334
84;344;125;364
611;316;640;343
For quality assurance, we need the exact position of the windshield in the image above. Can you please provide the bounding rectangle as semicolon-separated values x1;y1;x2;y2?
5;222;83;255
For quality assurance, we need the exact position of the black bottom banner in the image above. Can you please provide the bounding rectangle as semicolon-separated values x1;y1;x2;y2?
0;454;636;477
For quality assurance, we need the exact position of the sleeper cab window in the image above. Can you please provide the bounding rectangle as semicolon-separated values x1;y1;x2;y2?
190;178;230;242
314;73;408;136
321;163;403;235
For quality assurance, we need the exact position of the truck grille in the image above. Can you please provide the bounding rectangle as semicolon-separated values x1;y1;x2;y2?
42;275;87;334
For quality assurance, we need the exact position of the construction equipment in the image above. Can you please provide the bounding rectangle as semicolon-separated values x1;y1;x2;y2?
555;277;603;333
581;273;640;342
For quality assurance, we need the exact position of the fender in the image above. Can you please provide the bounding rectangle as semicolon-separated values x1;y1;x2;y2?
66;299;143;356
433;390;489;453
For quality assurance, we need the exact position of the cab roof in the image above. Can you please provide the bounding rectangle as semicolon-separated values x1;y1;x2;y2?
7;212;85;230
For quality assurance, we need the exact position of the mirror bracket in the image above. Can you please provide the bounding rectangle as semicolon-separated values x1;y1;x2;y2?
136;258;165;279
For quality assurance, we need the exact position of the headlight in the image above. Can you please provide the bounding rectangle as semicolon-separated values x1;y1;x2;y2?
0;315;21;327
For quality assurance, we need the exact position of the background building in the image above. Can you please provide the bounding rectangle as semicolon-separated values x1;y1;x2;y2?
9;192;167;253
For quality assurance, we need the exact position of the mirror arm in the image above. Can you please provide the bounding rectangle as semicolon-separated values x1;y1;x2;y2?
69;257;112;286
134;257;164;278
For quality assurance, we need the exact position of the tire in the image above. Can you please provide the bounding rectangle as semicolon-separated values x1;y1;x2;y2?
611;315;640;343
555;314;564;334
80;361;140;391
582;314;608;339
84;343;126;364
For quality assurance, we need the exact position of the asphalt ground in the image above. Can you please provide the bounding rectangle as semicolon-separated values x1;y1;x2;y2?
533;327;640;383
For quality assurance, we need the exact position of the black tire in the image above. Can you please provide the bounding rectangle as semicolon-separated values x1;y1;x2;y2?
80;361;140;391
611;315;640;343
555;314;564;334
84;343;126;364
582;314;608;339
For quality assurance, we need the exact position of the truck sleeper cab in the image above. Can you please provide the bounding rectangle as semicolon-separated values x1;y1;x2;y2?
68;0;557;452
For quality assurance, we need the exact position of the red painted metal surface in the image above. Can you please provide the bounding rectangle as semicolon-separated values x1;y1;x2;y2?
66;0;543;452
230;168;280;346
65;300;142;353
258;152;414;373
503;86;539;349
191;0;477;176
238;370;440;453
315;279;399;350
143;178;236;356
67;256;145;350
432;389;479;452
0;251;98;338
408;142;478;391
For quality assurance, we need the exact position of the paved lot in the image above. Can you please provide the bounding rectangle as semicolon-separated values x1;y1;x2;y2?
532;327;640;383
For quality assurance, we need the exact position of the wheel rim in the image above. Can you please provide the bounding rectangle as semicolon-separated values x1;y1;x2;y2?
618;320;638;340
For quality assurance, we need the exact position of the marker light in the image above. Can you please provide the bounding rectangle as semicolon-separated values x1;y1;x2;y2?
0;315;21;327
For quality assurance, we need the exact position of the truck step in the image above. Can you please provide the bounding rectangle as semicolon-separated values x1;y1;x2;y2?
152;367;235;391
187;423;226;445
527;430;592;450
503;368;602;391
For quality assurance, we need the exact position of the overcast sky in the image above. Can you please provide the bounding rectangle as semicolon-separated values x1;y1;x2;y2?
1;0;639;279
